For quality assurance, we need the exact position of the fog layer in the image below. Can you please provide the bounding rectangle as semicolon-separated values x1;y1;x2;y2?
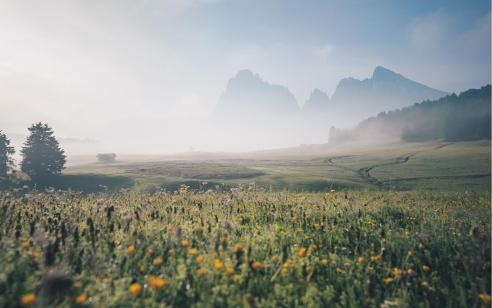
0;0;490;155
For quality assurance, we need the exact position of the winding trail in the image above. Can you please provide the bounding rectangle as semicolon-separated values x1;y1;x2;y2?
356;152;418;187
326;142;459;187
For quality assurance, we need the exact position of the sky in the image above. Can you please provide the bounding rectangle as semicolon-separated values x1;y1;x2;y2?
0;0;490;153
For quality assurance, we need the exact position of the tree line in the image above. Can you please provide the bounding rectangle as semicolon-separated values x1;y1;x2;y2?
329;85;491;145
0;123;66;190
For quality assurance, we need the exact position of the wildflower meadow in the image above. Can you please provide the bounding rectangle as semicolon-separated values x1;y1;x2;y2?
0;187;490;307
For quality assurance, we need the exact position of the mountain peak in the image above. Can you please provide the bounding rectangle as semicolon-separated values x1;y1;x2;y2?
310;88;328;100
234;69;256;80
215;69;299;117
303;88;330;113
329;66;448;125
371;66;400;80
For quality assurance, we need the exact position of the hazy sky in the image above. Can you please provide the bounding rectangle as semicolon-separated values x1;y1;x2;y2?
0;0;490;153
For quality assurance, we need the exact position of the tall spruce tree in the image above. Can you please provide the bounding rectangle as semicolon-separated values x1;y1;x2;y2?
0;131;15;189
21;123;66;181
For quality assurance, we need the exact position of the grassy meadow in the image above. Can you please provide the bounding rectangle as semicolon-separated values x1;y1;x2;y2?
63;140;491;193
1;140;490;307
0;189;490;307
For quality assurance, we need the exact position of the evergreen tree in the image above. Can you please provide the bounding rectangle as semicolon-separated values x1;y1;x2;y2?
0;131;15;189
21;123;66;181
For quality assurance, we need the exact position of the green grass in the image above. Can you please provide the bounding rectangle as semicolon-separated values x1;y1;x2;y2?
63;140;491;193
1;141;490;306
0;190;489;307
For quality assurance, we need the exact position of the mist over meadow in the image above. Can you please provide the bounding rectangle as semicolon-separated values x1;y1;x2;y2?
0;2;491;307
1;0;490;156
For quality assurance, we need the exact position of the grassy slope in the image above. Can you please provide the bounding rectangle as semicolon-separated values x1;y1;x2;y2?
63;140;491;193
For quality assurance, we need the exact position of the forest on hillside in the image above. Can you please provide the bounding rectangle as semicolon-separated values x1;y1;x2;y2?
329;85;491;144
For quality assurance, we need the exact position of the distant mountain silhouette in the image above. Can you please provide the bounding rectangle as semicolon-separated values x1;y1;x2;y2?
212;67;450;146
325;66;448;126
212;70;303;150
214;69;299;118
215;67;447;127
303;88;330;113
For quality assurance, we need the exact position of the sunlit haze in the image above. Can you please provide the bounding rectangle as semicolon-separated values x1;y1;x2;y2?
1;0;490;155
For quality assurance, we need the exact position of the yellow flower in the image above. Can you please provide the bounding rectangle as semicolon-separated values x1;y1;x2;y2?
114;239;121;245
479;294;491;303
214;259;224;271
321;258;329;265
370;255;381;261
21;240;29;251
139;265;146;273
129;283;142;296
127;245;136;254
308;244;317;253
298;247;307;257
233;274;241;282
306;265;313;273
251;261;264;270
196;255;205;263
422;265;430;272
421;281;430;288
234;244;242;253
148;276;167;289
147;248;154;256
181;240;190;247
357;256;365;265
313;223;321;229
336;268;345;273
407;250;413;257
20;293;36;305
179;184;190;194
153;256;163;266
196;268;206;277
188;248;198;256
407;269;415;275
30;251;42;259
75;294;87;305
224;266;234;274
418;243;425;250
384;277;394;284
391;268;402;277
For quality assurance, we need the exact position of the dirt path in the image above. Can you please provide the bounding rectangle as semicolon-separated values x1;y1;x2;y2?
323;155;355;172
324;143;457;187
355;143;455;186
356;152;418;187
